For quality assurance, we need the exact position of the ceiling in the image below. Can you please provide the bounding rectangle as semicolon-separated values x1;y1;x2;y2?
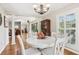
0;3;71;16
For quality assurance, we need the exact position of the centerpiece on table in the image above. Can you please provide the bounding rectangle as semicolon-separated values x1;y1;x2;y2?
37;32;45;39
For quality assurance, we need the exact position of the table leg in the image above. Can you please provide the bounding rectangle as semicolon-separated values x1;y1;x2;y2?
37;48;43;55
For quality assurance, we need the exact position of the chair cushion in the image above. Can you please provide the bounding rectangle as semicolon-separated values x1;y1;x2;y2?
41;47;54;55
25;48;41;55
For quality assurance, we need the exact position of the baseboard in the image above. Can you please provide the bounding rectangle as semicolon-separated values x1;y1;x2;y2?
65;47;79;55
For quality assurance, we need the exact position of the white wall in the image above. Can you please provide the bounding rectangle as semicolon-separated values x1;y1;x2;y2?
0;6;9;54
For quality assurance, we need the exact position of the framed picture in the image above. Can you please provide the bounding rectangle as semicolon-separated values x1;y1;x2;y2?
4;16;8;27
0;14;2;26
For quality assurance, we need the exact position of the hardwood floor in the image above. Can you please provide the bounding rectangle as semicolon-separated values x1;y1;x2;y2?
64;49;77;55
0;43;77;55
1;44;17;55
0;34;77;55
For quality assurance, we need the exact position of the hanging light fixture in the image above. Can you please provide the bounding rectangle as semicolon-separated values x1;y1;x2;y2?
33;4;50;15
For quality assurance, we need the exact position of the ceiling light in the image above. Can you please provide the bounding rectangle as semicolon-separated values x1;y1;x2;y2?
33;4;50;15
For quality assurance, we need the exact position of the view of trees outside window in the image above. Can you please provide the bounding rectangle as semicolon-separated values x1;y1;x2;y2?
58;13;76;44
59;16;64;34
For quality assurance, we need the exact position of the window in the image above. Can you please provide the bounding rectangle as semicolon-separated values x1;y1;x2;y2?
58;16;65;34
66;14;76;44
66;14;75;28
58;13;76;44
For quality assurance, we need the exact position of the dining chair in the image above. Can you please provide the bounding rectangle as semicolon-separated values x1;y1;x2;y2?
55;33;70;55
16;35;41;55
55;33;72;54
41;34;67;55
65;34;73;45
41;36;57;55
54;38;65;55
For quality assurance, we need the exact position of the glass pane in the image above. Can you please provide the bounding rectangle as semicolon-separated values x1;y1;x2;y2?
66;30;75;44
59;16;64;28
66;14;75;28
31;23;38;32
59;28;64;34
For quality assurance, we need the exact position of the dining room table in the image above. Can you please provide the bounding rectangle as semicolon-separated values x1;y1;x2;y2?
26;35;65;55
27;34;65;49
27;36;57;49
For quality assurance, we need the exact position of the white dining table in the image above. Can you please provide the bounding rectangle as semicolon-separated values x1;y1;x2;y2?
27;36;56;49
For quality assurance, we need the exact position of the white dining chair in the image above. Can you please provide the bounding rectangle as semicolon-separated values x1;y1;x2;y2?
41;34;66;55
41;36;57;55
16;35;41;55
54;38;65;55
55;33;70;55
54;33;73;55
65;34;73;45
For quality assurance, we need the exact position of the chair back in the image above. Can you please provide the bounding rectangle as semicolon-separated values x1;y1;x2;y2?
54;33;73;55
54;32;69;55
54;38;65;55
65;34;73;44
16;35;25;55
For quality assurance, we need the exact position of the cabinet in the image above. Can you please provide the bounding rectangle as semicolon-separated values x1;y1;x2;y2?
41;19;51;36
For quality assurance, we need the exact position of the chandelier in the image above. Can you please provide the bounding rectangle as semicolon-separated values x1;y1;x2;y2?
33;4;50;15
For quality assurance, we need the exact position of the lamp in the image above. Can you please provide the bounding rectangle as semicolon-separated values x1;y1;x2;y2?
33;4;50;15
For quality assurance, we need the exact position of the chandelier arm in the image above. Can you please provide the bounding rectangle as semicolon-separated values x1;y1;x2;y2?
33;4;50;15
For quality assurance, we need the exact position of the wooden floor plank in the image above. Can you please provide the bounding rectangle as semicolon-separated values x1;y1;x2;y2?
1;44;17;55
0;43;77;55
1;36;77;55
